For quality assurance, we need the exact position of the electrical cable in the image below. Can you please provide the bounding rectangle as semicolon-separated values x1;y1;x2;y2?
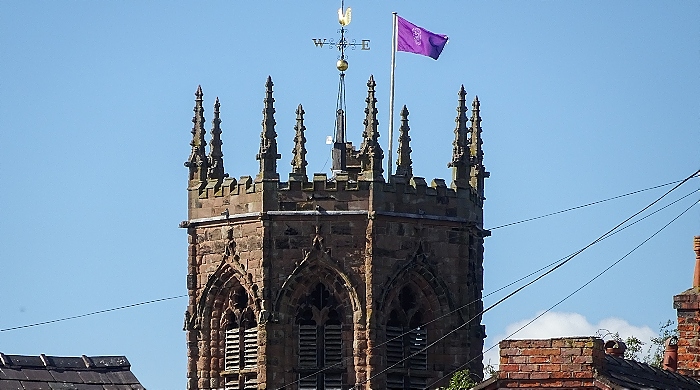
426;196;699;389
489;175;698;230
351;168;699;389
4;171;697;386
0;295;187;332
15;183;686;337
278;170;699;390
480;187;698;312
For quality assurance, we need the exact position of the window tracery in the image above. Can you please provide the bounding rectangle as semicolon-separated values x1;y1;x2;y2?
296;283;344;390
385;285;428;390
223;287;258;390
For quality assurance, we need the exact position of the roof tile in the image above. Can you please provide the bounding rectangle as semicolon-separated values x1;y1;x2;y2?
104;372;137;385
49;370;83;384
0;368;27;381
20;369;54;382
0;379;24;390
20;382;52;390
0;354;143;390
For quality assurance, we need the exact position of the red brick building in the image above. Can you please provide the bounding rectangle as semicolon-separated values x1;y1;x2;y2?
475;236;700;390
180;77;489;389
673;235;700;380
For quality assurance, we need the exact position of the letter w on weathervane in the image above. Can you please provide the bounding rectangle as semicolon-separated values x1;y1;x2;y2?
312;39;329;48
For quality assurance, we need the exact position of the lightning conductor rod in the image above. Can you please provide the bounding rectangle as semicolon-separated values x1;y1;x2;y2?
388;12;398;178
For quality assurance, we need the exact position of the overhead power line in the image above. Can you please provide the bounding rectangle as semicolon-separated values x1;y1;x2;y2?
352;168;699;389
489;175;699;230
278;177;699;389
0;295;187;332
4;169;697;388
487;187;699;299
4;178;695;336
427;196;699;389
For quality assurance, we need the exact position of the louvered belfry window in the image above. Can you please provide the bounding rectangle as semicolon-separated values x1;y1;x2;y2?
385;286;428;390
296;283;345;390
223;288;258;390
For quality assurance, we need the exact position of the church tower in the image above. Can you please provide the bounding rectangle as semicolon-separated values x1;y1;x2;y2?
181;76;489;390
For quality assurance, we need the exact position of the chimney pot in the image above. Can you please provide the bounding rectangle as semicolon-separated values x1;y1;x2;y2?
663;336;679;372
604;340;626;357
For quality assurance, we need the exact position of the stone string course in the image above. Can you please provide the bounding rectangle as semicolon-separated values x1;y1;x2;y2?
182;77;488;389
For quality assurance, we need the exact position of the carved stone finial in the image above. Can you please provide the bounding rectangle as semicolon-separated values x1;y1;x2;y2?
448;85;469;189
207;97;226;181
185;85;208;188
395;105;413;179
290;104;308;180
359;75;384;181
312;224;324;250
469;95;489;199
256;76;281;181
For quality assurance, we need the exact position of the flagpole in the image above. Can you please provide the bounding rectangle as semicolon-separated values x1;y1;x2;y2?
388;12;397;179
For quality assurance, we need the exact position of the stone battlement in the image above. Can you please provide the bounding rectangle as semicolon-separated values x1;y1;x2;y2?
188;174;484;224
185;75;488;226
182;75;489;389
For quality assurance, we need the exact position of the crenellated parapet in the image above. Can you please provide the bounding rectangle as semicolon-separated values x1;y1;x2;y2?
185;76;488;229
182;75;490;390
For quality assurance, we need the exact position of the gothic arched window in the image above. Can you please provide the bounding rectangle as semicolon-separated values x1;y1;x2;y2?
385;286;428;390
223;287;258;390
296;283;344;390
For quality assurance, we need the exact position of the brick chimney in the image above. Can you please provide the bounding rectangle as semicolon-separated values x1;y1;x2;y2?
498;337;605;388
673;236;700;379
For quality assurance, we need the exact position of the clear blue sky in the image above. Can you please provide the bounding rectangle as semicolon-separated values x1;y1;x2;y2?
0;1;698;389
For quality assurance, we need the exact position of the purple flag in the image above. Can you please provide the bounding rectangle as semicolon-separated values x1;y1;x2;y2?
396;15;448;60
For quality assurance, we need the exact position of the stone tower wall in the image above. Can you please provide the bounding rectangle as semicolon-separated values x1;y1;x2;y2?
182;77;488;389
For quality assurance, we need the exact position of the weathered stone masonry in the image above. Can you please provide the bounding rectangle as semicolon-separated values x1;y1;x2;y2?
181;75;489;389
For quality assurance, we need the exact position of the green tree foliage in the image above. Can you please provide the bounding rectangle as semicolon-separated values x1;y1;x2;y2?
437;369;478;390
647;320;678;367
601;320;678;367
623;335;644;361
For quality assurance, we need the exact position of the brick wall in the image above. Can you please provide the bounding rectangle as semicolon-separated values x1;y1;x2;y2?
498;338;605;388
673;236;700;380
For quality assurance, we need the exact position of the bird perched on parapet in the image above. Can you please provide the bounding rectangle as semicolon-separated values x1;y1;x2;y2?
338;7;351;26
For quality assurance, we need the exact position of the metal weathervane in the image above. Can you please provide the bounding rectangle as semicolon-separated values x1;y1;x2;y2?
312;0;370;173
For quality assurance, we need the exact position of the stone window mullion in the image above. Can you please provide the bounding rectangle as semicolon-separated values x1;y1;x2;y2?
296;283;345;390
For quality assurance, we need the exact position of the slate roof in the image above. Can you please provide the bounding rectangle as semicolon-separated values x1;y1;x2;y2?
0;353;145;390
599;354;700;390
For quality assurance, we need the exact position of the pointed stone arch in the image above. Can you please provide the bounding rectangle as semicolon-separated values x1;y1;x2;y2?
272;247;363;325
193;258;260;331
189;254;262;390
377;241;459;322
